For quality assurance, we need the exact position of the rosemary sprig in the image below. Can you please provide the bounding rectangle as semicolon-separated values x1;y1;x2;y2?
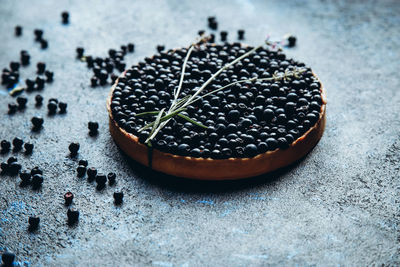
143;36;210;141
136;37;306;146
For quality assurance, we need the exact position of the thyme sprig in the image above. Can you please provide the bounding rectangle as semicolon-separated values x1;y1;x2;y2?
136;37;306;146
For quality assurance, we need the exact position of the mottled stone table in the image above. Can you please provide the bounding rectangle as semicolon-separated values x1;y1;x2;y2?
0;0;399;266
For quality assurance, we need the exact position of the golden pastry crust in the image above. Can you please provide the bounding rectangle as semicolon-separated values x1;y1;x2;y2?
107;73;327;180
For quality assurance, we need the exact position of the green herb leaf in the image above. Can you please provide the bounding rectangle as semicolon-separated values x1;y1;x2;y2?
177;113;208;129
145;108;166;143
135;111;161;117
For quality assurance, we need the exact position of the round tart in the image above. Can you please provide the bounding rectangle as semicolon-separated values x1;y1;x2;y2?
107;42;326;180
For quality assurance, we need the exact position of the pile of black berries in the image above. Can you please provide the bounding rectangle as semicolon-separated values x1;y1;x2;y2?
78;43;135;87
110;42;323;159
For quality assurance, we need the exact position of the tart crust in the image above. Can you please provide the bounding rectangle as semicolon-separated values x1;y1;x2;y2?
107;74;327;180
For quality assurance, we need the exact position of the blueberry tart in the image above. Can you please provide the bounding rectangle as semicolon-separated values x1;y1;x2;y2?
107;41;326;180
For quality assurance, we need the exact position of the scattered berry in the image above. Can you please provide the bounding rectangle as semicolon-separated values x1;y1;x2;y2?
40;39;48;49
157;45;165;53
7;156;18;164
58;102;67;114
76;165;86;177
31;116;44;131
64;191;74;205
45;70;54;82
87;167;97;181
37;62;46;74
1;251;15;266
113;191;124;205
208;16;218;30
68;142;80;156
15;25;22;36
35;94;43;106
220;31;228;41
61;11;69;24
76;47;84;58
19;170;31;183
8;103;17;115
238;29;245;40
32;174;43;188
1;140;11;153
26;79;35;91
90;76;98;87
47;102;57;115
24;143;34;154
31;166;43;176
8;162;22;175
10;61;20;71
67;208;79;225
36;76;45;90
107;172;116;185
127;43;135;52
287;35;296;47
16;96;27;109
78;159;88;167
20;50;30;65
88;121;99;136
96;173;107;190
34;29;43;40
12;137;23;151
28;216;40;231
1;162;9;174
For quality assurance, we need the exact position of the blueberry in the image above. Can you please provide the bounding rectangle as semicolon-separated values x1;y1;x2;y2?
68;142;80;156
113;191;124;205
88;121;99;135
40;39;48;49
76;165;86;177
287;35;296;47
78;159;88;167
47;102;57;114
37;62;46;74
67;208;79;225
76;47;84;58
31;167;43;176
107;172;116;185
266;138;278;151
1;140;11;153
19;170;31;182
227;109;240;123
45;71;54;82
24;143;34;154
58;102;67;114
12;137;23;151
32;174;43;188
238;29;245;40
31;116;44;130
1;252;15;266
277;137;289;149
61;11;69;24
8;162;21;175
244;144;258;158
15;25;22;36
64;192;74;205
87;167;97;181
28;216;40;231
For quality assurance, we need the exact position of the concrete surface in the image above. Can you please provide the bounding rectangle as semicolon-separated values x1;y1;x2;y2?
0;0;400;266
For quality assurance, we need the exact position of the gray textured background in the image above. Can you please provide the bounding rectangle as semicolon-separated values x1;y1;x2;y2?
0;0;399;266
